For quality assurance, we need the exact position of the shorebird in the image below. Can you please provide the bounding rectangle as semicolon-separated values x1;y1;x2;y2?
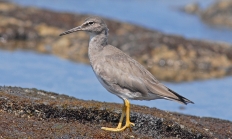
59;17;193;132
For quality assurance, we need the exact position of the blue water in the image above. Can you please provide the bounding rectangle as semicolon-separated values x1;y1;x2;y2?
0;50;232;121
11;0;232;43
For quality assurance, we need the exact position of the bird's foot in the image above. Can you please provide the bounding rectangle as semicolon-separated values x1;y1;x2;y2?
101;122;135;132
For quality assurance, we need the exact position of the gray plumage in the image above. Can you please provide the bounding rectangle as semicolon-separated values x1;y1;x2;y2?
60;17;193;105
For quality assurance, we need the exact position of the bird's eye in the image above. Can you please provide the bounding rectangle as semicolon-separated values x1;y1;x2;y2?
88;21;94;25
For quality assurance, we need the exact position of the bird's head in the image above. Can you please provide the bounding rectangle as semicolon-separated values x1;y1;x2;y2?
59;17;108;36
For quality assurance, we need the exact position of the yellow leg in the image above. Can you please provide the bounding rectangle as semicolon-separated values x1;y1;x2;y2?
122;99;135;131
116;105;126;129
101;99;135;132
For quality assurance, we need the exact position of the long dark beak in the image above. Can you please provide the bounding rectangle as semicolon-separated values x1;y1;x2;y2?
59;26;82;36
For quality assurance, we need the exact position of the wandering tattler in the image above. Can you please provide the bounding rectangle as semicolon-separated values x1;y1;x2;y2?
59;17;194;132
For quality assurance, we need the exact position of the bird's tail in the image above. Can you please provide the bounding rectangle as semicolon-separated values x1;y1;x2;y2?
167;88;194;105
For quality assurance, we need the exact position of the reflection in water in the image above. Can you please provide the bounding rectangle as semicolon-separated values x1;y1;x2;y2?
0;50;231;121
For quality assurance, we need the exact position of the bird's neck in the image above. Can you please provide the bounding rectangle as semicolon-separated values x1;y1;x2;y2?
88;30;108;64
89;30;107;55
89;30;108;48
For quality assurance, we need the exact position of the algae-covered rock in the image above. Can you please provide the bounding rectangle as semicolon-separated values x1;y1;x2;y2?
1;86;231;138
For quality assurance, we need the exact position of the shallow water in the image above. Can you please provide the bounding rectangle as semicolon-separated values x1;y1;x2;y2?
1;50;232;121
11;0;232;43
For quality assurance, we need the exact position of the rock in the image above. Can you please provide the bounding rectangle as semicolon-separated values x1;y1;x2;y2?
201;1;232;28
1;86;232;138
0;2;17;12
51;37;71;58
182;3;200;14
182;0;232;28
35;23;63;36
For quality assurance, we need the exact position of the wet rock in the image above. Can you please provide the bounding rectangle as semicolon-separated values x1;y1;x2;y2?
201;1;232;28
1;86;232;138
35;23;63;36
0;1;17;12
183;0;232;29
1;1;232;82
181;3;200;14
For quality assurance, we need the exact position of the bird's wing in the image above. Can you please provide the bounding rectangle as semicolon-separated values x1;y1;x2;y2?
97;47;193;104
97;53;151;97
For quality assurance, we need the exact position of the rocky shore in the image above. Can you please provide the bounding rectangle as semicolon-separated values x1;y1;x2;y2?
1;1;232;82
0;86;231;138
182;0;232;29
